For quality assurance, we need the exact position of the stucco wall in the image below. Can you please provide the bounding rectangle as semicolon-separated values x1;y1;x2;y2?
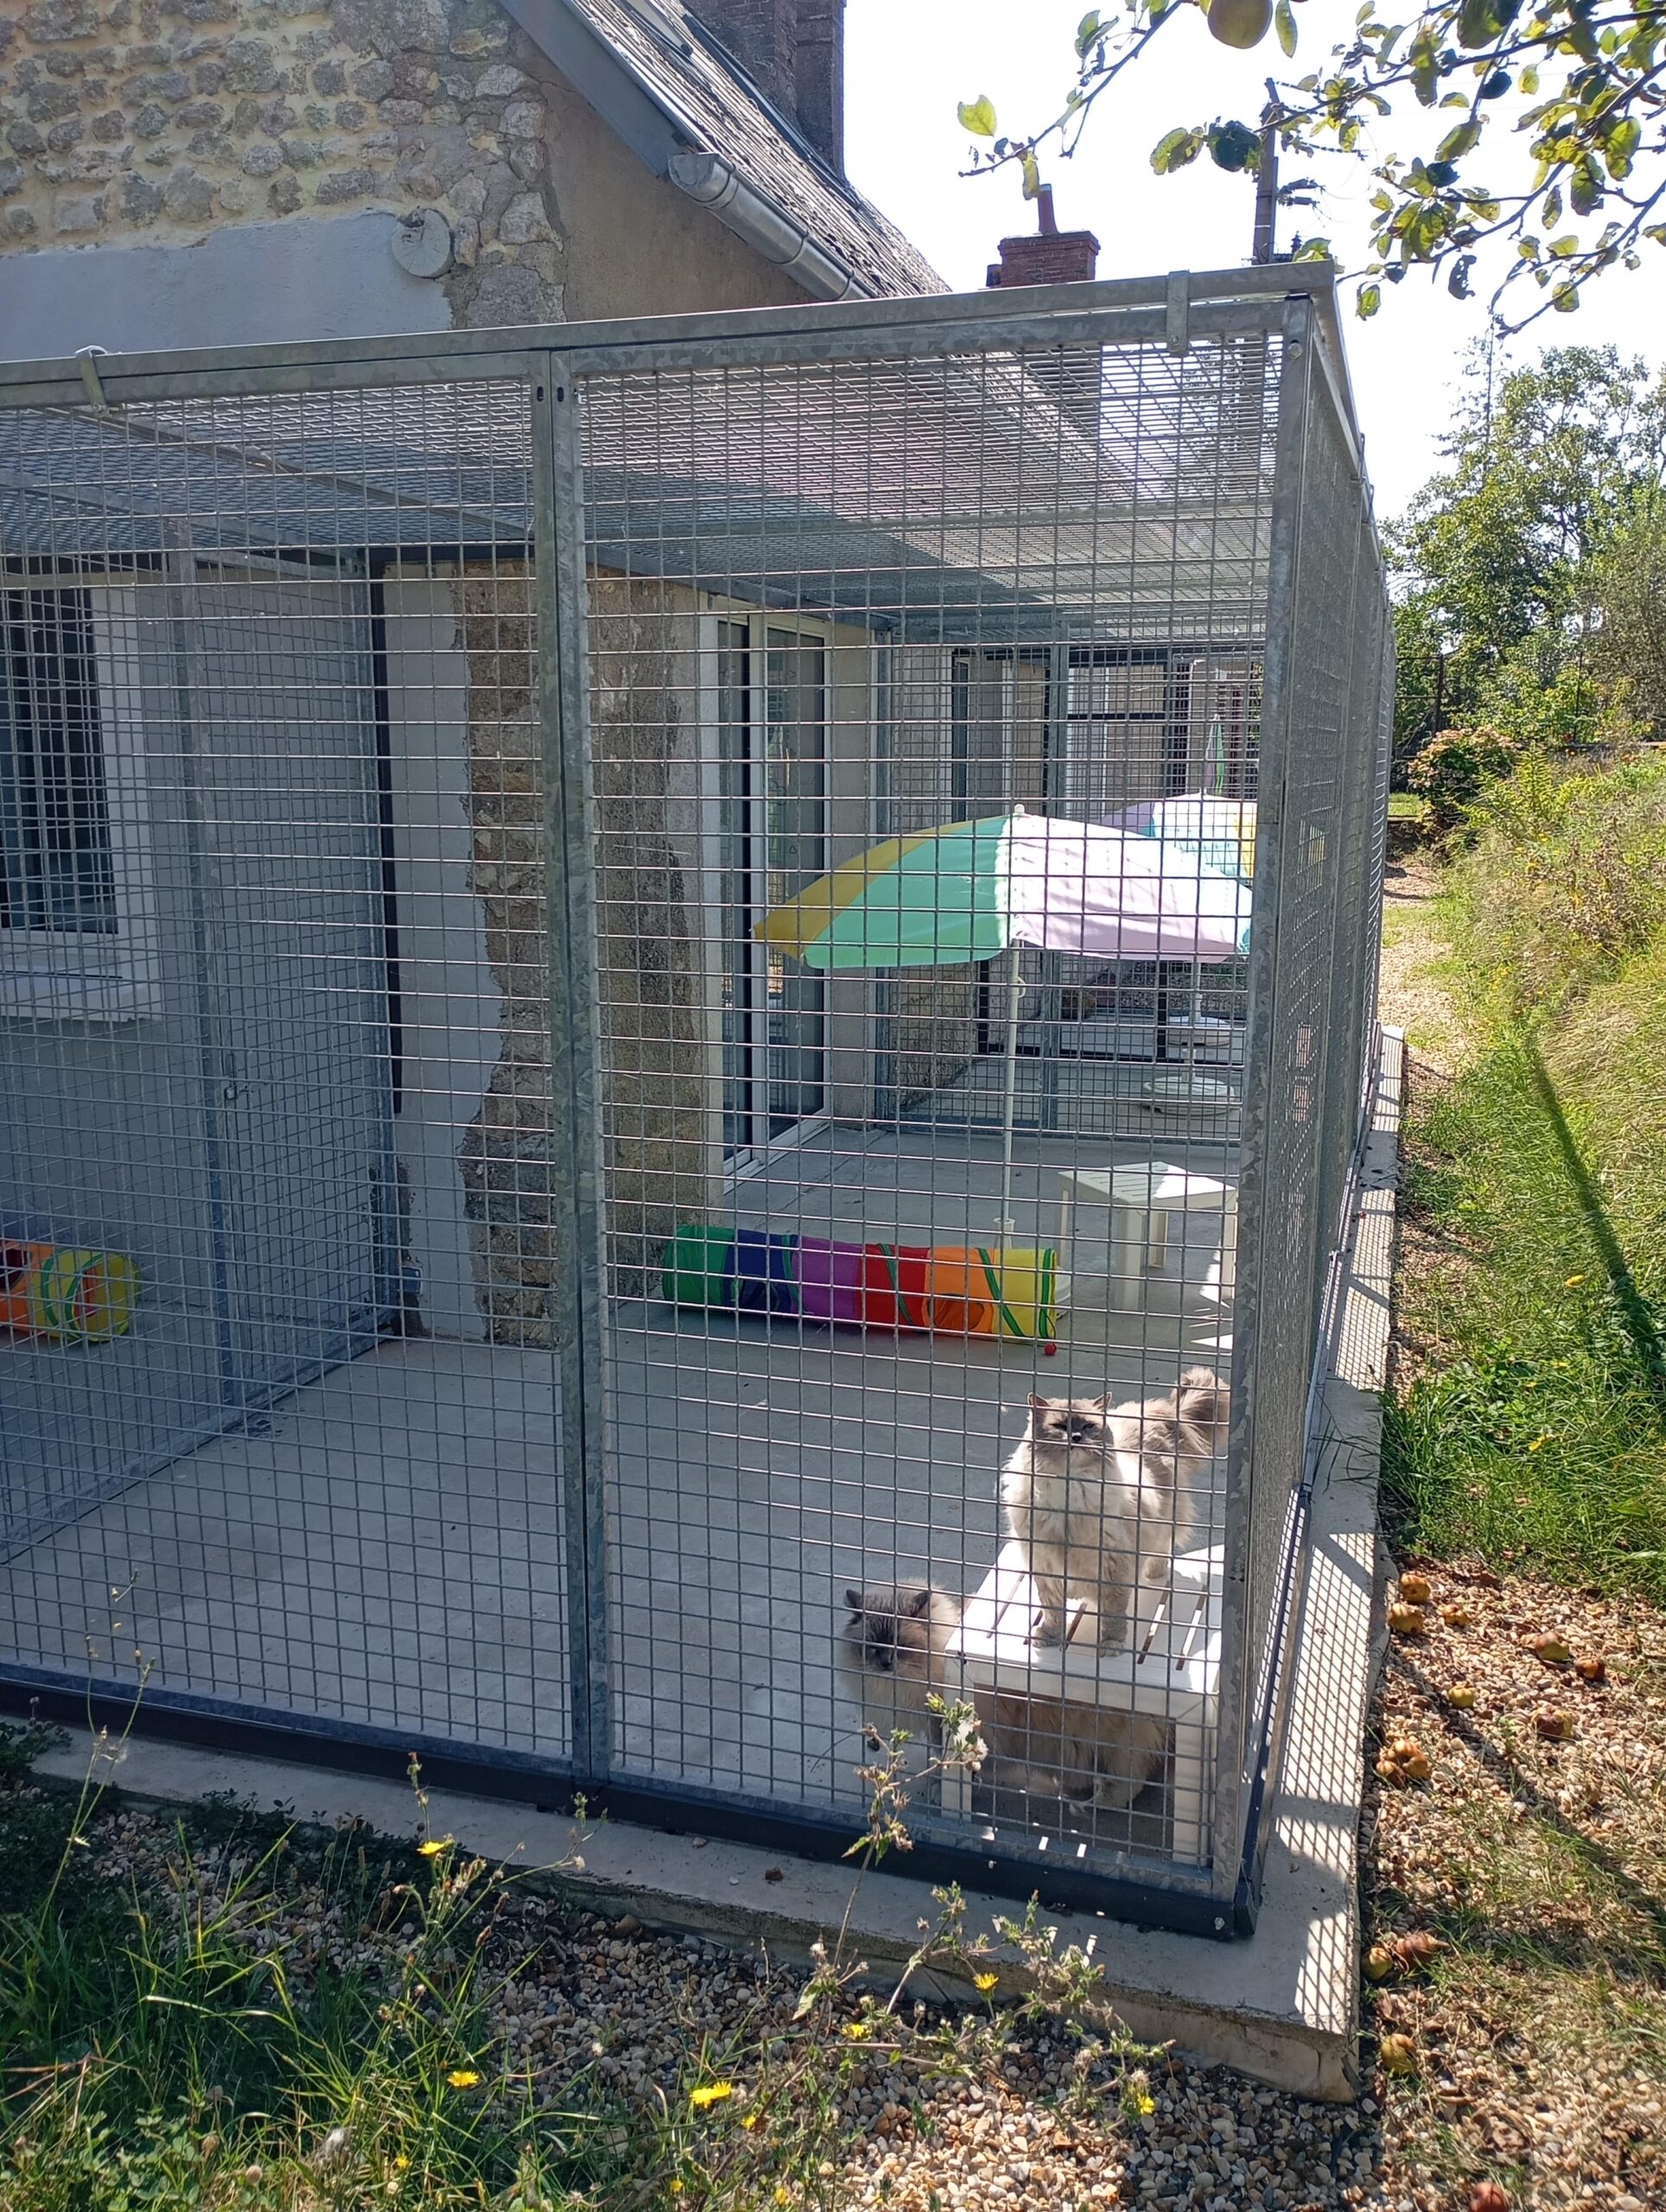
0;0;811;352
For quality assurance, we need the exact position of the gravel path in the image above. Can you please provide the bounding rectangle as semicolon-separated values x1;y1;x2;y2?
1377;855;1464;1072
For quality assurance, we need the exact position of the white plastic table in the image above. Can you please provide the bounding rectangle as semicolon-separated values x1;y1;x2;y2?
1055;1160;1238;1313
943;1541;1224;1862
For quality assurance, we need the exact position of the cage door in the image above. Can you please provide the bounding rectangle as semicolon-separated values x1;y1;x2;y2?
188;567;398;1401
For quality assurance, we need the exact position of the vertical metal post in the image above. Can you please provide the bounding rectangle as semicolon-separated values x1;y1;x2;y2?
1211;291;1314;1907
164;534;240;1414
531;356;611;1789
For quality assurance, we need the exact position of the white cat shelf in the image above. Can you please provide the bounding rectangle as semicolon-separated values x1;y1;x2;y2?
1054;1161;1238;1319
943;1540;1224;1863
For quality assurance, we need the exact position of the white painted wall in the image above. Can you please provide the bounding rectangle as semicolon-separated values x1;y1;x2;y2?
382;575;498;1343
0;214;451;364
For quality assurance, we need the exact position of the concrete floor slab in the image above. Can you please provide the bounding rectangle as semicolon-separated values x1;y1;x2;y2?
17;1038;1399;2096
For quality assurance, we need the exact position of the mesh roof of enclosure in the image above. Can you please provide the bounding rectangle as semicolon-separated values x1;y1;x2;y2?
0;340;1275;644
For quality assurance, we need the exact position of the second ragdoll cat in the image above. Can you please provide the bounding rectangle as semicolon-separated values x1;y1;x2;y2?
836;1580;1167;1810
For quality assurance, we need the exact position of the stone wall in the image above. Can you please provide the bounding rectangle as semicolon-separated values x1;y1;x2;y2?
455;561;559;1342
455;563;717;1343
586;575;713;1299
0;0;568;327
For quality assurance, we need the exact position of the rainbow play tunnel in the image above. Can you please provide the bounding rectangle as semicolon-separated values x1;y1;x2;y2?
661;1226;1058;1341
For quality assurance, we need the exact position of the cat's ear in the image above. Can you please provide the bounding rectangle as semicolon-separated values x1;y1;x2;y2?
1028;1391;1049;1411
1092;1394;1111;1411
844;1588;866;1612
906;1586;933;1617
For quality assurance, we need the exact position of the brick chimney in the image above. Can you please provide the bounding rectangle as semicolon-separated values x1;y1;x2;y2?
986;185;1099;288
692;0;847;173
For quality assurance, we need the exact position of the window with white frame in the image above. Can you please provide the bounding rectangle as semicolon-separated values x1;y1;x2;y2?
1061;649;1180;815
1;582;159;1018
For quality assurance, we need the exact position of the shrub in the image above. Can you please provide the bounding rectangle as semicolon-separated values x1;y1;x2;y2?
1404;726;1523;836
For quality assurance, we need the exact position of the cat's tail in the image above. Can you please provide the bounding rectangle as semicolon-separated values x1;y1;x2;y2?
1174;1366;1231;1447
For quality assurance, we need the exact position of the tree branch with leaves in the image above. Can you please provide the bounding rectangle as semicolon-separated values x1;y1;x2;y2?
958;0;1666;325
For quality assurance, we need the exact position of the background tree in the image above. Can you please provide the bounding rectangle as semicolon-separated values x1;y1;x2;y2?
958;0;1666;324
1388;343;1666;755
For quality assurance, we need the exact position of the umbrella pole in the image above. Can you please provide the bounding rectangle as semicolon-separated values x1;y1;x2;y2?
997;953;1022;1238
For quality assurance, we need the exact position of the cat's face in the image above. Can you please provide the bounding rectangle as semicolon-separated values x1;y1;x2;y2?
842;1584;941;1683
1025;1393;1111;1449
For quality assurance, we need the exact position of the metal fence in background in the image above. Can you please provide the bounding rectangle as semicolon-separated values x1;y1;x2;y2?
0;270;1389;1936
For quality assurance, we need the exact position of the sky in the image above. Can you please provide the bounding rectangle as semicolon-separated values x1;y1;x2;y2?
843;0;1666;522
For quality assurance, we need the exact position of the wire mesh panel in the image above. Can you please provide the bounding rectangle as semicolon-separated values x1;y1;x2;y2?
1224;311;1390;1878
0;380;574;1765
0;273;1390;1929
575;322;1282;1902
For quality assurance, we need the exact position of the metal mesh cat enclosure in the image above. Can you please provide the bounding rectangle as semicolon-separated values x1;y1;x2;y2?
0;268;1389;1936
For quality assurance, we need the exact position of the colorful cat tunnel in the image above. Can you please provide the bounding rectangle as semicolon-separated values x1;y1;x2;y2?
662;1226;1059;1344
1;1241;141;1344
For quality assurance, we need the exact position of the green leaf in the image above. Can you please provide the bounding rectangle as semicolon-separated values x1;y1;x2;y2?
1569;156;1603;217
1293;236;1332;260
1275;0;1297;56
1520;65;1539;93
1542;186;1561;226
1409;26;1440;105
1436;118;1482;162
1456;0;1498;48
1075;10;1103;57
1604;118;1641;179
1548;232;1579;257
1357;282;1383;318
1644;224;1666;246
1020;147;1041;199
1150;125;1205;174
957;96;998;137
1551;280;1580;312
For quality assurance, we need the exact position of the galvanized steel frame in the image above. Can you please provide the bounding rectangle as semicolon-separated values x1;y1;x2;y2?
0;268;1387;1936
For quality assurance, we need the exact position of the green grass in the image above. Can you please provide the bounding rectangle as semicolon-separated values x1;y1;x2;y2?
0;1726;1144;2212
1387;791;1428;823
1384;957;1666;1598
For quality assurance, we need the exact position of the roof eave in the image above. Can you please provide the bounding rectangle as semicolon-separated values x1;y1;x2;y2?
496;0;874;300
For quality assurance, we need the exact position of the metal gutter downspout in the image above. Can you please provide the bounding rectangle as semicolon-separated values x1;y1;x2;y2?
667;150;865;301
494;0;869;303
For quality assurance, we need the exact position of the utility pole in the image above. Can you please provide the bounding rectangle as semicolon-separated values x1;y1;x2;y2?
1252;79;1279;264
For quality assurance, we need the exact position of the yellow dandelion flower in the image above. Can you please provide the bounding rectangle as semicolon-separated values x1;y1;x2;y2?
841;2020;870;2040
445;2069;481;2090
689;2082;734;2111
1528;1435;1547;1452
1137;2094;1155;2115
739;2112;763;2133
416;1837;453;1859
972;1971;999;1993
775;2192;791;2207
1565;1274;1587;1287
668;2183;684;2198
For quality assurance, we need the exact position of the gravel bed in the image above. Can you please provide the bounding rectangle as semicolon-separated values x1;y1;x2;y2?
1364;1562;1666;2211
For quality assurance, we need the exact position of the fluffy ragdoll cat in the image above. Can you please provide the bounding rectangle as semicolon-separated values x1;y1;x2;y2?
1001;1367;1230;1652
836;1581;1167;1810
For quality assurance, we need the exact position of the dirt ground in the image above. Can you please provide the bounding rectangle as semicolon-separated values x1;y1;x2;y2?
1377;855;1463;1074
